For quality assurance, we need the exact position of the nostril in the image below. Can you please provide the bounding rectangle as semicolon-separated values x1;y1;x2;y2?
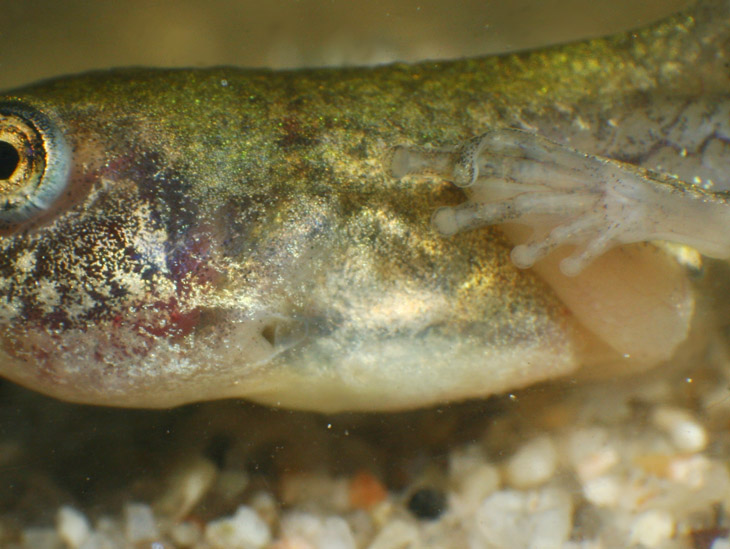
259;316;309;352
261;323;276;346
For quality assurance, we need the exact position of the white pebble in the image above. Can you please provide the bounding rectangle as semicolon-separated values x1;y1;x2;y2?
214;469;250;501
562;542;604;549
565;428;618;481
56;506;91;549
367;520;421;549
124;502;160;543
94;517;125;547
475;487;572;549
449;444;500;510
628;509;674;548
505;435;558;489
581;475;620;507
449;443;486;480
712;538;730;549
205;505;271;549
280;512;356;549
78;531;118;549
457;463;501;510
280;472;350;512
652;406;708;453
668;454;710;488
22;527;60;549
169;521;202;547
155;456;218;520
249;490;278;526
280;511;323;542
318;517;357;549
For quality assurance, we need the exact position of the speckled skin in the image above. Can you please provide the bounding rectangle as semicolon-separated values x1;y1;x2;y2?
0;1;727;410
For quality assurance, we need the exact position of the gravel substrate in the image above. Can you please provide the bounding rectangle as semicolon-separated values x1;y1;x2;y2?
2;339;730;548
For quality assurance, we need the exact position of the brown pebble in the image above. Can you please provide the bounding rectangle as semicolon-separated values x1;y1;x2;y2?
348;470;388;509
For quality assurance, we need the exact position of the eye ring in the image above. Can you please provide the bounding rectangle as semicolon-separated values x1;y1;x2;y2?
0;102;71;229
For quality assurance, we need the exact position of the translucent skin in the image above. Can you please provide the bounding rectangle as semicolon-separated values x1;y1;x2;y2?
0;0;728;411
397;128;730;276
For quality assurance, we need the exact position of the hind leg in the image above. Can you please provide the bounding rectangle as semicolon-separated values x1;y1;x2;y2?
390;130;712;368
391;129;730;276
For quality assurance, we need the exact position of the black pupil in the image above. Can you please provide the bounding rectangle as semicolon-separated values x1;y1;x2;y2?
0;141;20;180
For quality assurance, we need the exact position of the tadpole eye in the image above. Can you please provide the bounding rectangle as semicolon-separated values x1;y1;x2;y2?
0;102;70;229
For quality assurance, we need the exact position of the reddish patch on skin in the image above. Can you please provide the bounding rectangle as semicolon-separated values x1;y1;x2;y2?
140;298;201;339
4;292;204;383
94;295;201;344
0;141;229;386
86;295;202;362
9;230;219;375
168;230;221;288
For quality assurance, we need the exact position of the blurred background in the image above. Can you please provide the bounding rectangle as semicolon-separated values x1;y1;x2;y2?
0;0;692;90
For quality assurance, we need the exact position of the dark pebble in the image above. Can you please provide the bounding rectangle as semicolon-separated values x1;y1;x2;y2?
407;487;447;520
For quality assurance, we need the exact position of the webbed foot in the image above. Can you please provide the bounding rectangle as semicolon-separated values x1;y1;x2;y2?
391;129;730;276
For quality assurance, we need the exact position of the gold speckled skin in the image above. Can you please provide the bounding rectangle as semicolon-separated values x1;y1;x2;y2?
0;1;727;410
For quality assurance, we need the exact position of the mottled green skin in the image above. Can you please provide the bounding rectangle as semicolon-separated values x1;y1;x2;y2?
0;2;726;410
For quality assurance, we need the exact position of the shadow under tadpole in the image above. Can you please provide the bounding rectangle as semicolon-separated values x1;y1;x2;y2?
0;376;528;523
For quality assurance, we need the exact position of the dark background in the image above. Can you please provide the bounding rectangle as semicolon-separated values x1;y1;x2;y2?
0;0;692;90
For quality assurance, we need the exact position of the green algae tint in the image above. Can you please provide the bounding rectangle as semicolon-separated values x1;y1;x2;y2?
0;0;728;411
